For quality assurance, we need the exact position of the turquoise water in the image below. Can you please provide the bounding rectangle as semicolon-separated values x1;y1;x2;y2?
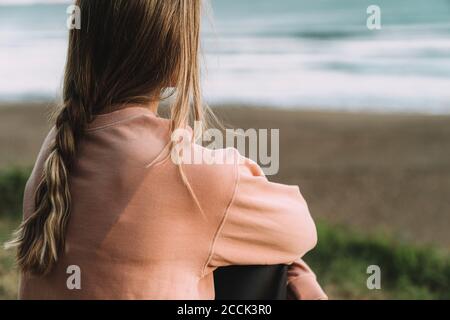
1;0;450;113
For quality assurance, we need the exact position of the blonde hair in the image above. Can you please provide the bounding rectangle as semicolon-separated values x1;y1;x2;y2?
5;0;210;276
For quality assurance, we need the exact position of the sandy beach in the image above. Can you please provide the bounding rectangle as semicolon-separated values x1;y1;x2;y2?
1;103;450;248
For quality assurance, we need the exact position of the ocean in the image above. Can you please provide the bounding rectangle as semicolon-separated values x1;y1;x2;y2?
1;0;450;113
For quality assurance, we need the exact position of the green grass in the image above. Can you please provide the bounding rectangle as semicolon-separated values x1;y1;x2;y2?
0;168;30;300
0;167;449;300
0;217;19;300
0;168;30;219
307;223;450;299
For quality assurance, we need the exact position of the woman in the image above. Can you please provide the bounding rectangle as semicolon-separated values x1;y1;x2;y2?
6;0;326;300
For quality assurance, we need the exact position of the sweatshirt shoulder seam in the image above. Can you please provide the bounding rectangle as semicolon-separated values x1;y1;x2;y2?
201;151;240;277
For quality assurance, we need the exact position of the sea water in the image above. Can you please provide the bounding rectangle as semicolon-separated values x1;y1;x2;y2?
1;0;450;113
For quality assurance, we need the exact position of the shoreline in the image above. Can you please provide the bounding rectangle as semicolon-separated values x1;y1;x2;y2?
1;102;450;248
3;100;450;117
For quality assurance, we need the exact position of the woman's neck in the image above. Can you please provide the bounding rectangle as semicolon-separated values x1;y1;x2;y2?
99;100;160;116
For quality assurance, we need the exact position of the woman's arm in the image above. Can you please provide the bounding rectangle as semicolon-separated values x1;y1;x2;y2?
287;259;328;300
207;152;319;276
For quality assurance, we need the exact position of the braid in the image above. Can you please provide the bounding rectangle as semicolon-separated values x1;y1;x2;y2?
5;95;89;275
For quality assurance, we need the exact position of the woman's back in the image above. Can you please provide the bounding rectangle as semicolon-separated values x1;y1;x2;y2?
19;107;317;299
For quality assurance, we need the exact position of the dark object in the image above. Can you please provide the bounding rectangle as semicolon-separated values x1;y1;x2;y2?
214;265;288;300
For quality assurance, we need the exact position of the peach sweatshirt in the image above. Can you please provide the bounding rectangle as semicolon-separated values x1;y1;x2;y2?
20;107;327;300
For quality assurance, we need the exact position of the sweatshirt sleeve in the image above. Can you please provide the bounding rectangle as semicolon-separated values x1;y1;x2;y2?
287;259;328;300
23;127;55;220
208;154;318;268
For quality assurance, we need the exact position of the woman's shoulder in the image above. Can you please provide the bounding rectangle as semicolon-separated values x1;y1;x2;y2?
180;145;241;198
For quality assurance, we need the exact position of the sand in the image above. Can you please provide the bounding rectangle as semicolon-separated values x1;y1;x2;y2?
1;102;450;248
